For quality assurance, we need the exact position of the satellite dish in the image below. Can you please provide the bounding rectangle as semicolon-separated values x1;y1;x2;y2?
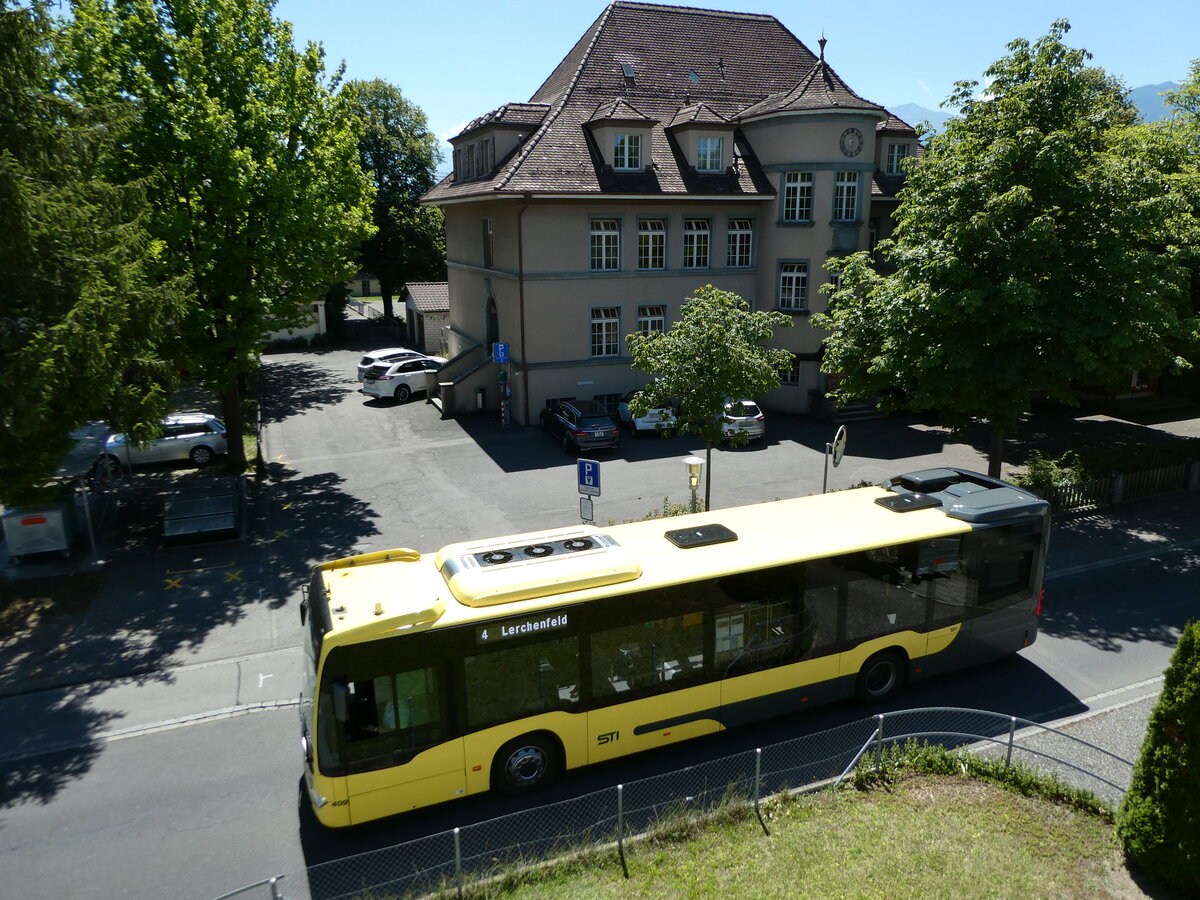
831;426;847;468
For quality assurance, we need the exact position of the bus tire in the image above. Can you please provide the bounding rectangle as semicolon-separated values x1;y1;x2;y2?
855;650;906;704
492;734;561;795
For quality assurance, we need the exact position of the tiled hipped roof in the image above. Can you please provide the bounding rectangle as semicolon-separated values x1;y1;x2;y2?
424;2;900;202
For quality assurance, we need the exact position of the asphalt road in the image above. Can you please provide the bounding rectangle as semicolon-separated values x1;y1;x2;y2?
1;348;1197;900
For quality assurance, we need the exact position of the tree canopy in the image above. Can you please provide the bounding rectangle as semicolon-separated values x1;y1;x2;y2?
343;79;445;321
0;0;183;505
627;285;792;509
62;0;374;468
813;21;1196;477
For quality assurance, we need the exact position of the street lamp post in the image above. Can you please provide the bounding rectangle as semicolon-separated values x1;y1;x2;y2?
683;455;704;514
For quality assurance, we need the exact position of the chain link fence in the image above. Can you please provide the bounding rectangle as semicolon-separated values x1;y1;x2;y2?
296;706;1133;900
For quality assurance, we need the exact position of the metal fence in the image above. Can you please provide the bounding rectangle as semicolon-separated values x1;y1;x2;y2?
297;707;1133;900
1040;460;1198;514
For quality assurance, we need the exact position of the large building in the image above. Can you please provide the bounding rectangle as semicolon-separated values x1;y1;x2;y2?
421;1;918;424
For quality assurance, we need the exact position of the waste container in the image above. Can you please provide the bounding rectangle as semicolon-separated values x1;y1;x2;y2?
2;502;76;563
476;387;485;409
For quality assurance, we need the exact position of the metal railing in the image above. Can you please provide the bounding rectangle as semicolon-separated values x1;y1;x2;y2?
1039;460;1198;514
293;706;1133;900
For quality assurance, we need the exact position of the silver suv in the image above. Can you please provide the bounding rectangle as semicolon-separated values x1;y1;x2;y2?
104;412;228;467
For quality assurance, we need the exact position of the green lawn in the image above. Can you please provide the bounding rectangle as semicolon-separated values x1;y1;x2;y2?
480;776;1145;900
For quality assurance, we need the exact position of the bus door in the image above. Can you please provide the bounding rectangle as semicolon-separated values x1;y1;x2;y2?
330;663;466;824
962;524;1043;661
587;610;719;763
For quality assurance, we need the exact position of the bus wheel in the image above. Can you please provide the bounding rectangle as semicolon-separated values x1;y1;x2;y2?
493;735;561;795
855;650;905;704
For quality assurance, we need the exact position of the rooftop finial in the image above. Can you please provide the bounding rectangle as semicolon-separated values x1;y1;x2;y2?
818;34;826;62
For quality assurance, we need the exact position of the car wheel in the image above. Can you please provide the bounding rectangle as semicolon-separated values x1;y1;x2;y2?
492;734;561;795
394;384;411;403
190;445;214;466
561;433;573;453
855;650;906;704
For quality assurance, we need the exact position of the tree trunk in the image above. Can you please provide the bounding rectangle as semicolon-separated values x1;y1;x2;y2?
703;441;713;512
987;427;1005;479
220;383;247;472
380;276;395;321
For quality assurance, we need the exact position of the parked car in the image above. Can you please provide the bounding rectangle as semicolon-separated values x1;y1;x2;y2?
540;400;622;453
617;390;677;437
361;356;446;402
104;412;228;467
720;399;766;442
355;347;427;382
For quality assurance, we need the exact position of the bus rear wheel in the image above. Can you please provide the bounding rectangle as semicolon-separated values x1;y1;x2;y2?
493;734;561;795
855;650;905;704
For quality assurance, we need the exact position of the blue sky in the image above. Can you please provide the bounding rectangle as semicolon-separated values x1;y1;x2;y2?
273;0;1198;155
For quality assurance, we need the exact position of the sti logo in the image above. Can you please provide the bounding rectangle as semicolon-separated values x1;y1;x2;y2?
596;730;619;745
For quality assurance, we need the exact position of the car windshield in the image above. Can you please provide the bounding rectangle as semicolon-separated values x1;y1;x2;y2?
365;364;391;378
580;415;614;428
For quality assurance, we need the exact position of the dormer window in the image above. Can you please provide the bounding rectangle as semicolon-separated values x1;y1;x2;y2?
614;134;642;171
886;142;909;175
696;137;723;172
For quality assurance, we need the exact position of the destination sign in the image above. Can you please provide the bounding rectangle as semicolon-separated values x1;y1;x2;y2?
476;612;570;645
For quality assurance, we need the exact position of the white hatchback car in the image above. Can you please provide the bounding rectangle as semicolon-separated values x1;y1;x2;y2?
355;347;426;382
104;412;228;467
720;399;766;442
361;356;446;402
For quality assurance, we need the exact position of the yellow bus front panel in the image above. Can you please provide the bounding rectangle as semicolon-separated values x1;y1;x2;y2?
345;739;467;825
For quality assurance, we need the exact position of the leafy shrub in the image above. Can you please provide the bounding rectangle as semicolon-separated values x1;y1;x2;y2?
1013;439;1200;493
1116;620;1200;892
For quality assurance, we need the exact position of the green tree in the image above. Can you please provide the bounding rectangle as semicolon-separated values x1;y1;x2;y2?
344;79;445;321
0;0;183;505
1116;620;1200;891
813;21;1193;477
63;0;374;469
626;285;792;509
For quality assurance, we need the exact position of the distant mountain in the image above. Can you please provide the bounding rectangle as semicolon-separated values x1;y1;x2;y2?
1129;82;1178;123
889;83;1179;135
889;103;949;134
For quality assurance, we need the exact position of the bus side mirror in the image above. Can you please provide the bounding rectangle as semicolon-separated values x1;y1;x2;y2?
300;585;308;626
332;681;350;723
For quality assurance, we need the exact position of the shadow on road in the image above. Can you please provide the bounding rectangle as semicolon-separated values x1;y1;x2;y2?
0;458;379;811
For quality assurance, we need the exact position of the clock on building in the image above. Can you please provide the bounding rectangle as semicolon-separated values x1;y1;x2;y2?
839;127;864;157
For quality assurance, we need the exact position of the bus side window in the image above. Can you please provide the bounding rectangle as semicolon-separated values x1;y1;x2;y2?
591;613;704;697
463;636;580;730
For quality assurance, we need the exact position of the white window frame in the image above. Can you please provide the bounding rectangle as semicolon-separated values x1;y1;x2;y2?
780;357;802;386
834;171;859;222
886;143;908;175
682;218;710;269
779;262;808;312
590;219;621;271
638;219;666;270
727;218;752;268
782;171;813;222
636;304;666;335
697;137;723;172
590;307;621;357
613;134;641;171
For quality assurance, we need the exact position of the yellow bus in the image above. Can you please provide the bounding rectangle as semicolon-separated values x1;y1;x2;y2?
299;467;1048;827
